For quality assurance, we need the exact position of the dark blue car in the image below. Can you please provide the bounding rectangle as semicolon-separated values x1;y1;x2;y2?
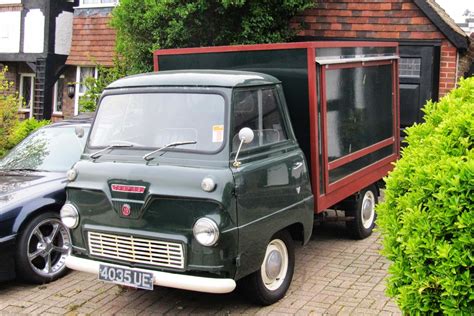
0;117;91;283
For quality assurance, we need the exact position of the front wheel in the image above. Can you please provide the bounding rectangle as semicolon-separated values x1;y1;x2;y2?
16;212;71;283
238;230;295;305
346;185;378;239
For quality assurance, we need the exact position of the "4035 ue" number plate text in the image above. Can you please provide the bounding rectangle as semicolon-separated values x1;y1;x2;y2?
99;264;154;290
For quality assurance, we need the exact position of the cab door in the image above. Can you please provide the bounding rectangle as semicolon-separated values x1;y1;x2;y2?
230;87;309;279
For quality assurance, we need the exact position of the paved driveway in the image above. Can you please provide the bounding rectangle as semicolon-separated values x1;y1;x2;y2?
0;221;401;315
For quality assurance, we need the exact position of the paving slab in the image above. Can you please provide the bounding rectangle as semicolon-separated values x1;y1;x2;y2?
0;222;400;315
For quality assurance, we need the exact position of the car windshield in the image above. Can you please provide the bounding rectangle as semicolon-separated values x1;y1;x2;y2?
89;93;226;152
0;126;89;172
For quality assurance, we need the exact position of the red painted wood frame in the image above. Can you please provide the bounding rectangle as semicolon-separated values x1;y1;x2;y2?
153;41;400;213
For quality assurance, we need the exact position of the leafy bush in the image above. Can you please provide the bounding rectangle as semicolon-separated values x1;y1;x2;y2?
0;66;21;157
79;58;128;112
0;67;50;158
111;0;315;73
377;78;473;314
8;118;50;149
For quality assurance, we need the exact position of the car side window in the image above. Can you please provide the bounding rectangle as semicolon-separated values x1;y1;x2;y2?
232;87;288;151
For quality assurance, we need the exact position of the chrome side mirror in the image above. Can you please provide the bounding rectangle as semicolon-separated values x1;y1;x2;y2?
75;126;85;138
233;127;254;168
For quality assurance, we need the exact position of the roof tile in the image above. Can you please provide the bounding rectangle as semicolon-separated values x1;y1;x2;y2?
66;15;116;67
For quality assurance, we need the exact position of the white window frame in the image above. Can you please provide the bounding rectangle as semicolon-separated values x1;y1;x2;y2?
53;75;65;115
74;66;98;116
77;0;119;8
18;73;35;117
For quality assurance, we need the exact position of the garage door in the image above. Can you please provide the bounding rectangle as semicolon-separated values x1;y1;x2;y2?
399;45;439;130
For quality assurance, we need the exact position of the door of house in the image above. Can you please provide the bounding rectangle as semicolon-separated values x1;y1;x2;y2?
398;45;439;132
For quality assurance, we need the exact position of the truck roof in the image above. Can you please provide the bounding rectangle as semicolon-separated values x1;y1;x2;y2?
106;70;281;89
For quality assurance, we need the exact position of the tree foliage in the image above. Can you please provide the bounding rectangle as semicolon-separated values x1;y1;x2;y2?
79;58;128;112
377;78;474;314
0;67;19;157
0;67;49;158
111;0;314;73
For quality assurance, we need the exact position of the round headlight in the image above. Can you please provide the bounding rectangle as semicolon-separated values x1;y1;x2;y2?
193;218;219;246
60;203;79;228
201;177;216;192
67;168;77;181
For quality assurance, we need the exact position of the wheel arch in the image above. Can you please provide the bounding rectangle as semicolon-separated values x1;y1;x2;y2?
282;222;305;244
13;201;63;236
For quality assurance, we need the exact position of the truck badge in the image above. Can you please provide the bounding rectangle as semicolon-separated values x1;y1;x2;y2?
111;184;146;193
121;204;131;216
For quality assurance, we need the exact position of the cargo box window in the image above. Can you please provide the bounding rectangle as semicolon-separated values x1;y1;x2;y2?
232;88;287;151
317;58;397;190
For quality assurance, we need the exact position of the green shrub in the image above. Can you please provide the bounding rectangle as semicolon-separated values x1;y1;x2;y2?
79;58;128;112
8;118;50;149
377;77;473;314
0;66;21;157
111;0;315;73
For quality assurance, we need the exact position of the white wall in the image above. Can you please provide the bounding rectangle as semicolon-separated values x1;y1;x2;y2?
23;9;45;53
0;0;21;4
55;11;73;55
0;11;21;53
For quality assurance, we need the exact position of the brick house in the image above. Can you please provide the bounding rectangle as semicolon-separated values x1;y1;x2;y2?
3;0;470;126
53;0;117;121
0;0;75;120
294;0;471;130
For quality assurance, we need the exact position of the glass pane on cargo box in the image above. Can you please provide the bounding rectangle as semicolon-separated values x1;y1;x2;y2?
325;64;393;162
329;145;393;183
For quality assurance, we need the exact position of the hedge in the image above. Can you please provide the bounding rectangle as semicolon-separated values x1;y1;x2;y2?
377;77;473;314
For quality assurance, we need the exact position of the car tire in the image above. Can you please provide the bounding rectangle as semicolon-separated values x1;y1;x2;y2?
16;211;71;283
346;185;378;239
238;230;295;306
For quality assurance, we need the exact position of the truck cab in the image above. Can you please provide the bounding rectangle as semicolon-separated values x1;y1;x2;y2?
62;70;314;305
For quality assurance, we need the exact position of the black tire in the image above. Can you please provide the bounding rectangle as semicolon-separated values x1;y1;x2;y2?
345;185;378;239
16;211;71;283
238;230;295;306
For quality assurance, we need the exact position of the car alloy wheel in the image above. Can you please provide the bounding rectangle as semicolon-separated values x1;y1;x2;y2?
27;218;71;278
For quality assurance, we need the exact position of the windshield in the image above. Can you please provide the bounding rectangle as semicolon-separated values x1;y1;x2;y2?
0;126;89;172
89;92;226;152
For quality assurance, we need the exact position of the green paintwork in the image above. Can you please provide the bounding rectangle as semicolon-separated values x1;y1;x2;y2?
106;70;281;90
67;73;314;282
68;160;239;277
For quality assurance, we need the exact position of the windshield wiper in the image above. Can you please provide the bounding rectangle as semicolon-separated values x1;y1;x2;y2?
143;141;197;161
90;143;134;160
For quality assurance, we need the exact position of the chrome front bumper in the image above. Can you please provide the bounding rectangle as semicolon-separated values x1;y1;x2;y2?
65;255;236;294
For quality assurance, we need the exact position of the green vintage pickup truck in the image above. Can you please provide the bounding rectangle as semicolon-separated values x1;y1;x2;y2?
61;42;399;305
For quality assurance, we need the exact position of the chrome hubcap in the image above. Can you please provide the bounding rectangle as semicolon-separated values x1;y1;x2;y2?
265;250;283;280
27;219;71;277
361;190;375;229
261;239;288;291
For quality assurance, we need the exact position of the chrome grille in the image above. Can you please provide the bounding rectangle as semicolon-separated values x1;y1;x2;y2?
88;231;184;269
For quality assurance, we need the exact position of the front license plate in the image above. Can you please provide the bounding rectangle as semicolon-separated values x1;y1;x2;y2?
99;264;154;290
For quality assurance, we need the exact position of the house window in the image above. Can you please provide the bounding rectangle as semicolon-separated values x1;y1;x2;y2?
19;73;35;118
53;75;65;114
399;57;421;78
74;66;98;115
79;0;119;7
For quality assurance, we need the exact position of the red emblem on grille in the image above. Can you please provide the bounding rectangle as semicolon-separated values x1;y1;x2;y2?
121;204;131;216
111;184;145;193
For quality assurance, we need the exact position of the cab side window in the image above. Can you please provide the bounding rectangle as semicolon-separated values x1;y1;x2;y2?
232;88;288;151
